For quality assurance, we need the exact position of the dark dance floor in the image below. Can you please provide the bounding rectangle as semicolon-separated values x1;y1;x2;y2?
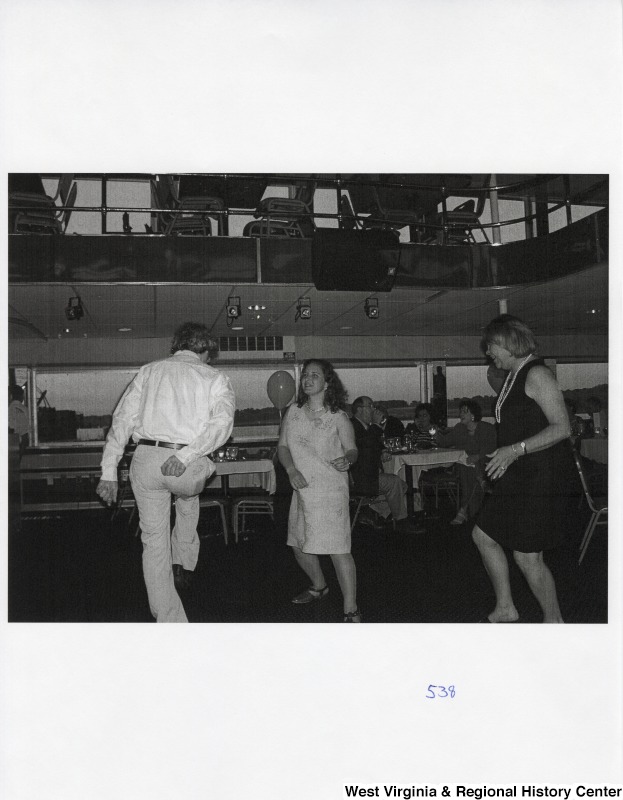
8;491;608;624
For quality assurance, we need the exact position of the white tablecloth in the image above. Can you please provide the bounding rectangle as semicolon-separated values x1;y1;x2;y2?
211;458;277;494
383;448;467;511
580;438;608;465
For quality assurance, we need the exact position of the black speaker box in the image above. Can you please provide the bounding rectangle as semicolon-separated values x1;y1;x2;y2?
312;228;400;291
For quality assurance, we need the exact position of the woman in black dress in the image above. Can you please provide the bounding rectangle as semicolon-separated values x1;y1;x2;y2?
473;315;572;623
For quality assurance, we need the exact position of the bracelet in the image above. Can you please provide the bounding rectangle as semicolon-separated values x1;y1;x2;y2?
511;442;527;458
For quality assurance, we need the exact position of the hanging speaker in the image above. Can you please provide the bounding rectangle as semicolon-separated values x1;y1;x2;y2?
311;229;400;291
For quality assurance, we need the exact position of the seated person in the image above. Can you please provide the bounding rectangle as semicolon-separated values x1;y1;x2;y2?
405;402;437;448
350;396;422;534
8;385;29;437
585;395;607;436
565;398;607;498
564;398;586;449
371;402;405;440
434;399;497;525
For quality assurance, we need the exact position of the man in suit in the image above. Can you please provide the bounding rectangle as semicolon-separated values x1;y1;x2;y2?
350;397;423;534
371;403;405;440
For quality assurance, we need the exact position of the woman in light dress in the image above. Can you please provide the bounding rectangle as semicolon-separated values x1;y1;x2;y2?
277;359;360;622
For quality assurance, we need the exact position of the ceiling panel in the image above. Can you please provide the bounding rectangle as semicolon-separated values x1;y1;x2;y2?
8;263;608;343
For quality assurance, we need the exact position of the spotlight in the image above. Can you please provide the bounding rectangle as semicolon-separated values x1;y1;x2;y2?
226;296;241;328
65;296;84;321
364;298;379;319
227;296;241;318
295;297;312;322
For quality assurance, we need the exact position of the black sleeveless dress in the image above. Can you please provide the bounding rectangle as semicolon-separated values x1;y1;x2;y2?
477;358;574;552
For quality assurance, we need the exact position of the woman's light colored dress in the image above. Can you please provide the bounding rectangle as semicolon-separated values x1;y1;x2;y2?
280;405;351;554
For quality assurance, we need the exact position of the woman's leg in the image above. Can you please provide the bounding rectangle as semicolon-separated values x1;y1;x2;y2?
330;552;358;615
472;525;519;622
291;546;326;590
513;551;564;623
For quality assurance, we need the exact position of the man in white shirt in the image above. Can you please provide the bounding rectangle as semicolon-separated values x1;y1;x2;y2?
8;385;29;439
97;323;235;622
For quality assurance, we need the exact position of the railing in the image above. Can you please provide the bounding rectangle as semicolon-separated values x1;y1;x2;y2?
9;173;608;245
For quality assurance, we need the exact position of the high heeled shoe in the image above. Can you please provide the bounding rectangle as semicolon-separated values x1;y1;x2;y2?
291;585;329;604
343;609;362;622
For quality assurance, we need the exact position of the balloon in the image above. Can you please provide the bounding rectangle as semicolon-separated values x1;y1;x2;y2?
487;364;507;394
267;371;295;410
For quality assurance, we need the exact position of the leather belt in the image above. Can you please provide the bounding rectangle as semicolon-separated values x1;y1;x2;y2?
138;439;187;450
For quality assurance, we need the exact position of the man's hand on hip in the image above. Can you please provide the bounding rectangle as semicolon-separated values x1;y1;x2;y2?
97;480;118;506
161;455;187;477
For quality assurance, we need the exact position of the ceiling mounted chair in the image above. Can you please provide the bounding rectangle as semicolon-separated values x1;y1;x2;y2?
243;182;315;239
151;175;225;236
347;183;421;241
11;190;61;234
439;185;490;244
11;173;78;235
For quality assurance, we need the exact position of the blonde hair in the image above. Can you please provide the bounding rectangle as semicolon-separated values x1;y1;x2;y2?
483;314;537;358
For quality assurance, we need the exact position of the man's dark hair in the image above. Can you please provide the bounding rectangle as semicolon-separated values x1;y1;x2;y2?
9;385;24;403
171;322;217;355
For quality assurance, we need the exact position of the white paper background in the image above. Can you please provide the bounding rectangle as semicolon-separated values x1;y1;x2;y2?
1;1;621;798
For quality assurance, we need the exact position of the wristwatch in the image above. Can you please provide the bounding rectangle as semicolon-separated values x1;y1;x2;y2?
518;441;527;456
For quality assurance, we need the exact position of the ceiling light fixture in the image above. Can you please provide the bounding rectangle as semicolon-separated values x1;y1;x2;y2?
295;297;312;322
65;296;84;321
247;304;266;311
364;298;379;319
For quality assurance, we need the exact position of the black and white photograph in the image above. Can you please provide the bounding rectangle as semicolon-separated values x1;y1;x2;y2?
6;172;610;625
2;1;621;798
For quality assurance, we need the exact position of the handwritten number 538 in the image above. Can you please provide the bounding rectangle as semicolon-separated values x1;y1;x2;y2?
426;684;455;698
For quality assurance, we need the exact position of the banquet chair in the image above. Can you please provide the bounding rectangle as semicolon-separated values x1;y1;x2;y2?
199;495;230;545
152;175;225;236
419;467;460;512
243;197;314;239
573;450;608;565
350;491;386;532
441;189;490;244
361;187;420;240
165;197;218;236
231;494;274;543
12;192;62;233
113;483;230;544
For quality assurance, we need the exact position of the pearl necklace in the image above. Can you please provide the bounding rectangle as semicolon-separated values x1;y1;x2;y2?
495;354;533;423
306;402;327;414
